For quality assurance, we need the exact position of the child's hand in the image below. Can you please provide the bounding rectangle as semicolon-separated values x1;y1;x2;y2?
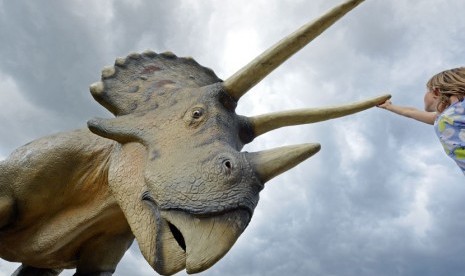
377;99;392;109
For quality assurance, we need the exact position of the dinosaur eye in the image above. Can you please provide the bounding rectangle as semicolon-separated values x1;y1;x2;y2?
184;106;206;127
192;108;204;119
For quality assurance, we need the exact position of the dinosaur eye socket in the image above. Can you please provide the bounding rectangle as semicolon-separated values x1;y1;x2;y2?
192;108;204;119
184;106;206;127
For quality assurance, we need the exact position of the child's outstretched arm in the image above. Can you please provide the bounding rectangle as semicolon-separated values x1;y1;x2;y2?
377;99;437;125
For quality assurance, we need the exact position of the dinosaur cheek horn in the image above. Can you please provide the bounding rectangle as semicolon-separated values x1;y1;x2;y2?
247;144;321;183
223;0;365;101
87;116;148;144
247;94;391;139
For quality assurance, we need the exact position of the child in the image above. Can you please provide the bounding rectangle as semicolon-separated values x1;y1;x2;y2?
378;67;465;174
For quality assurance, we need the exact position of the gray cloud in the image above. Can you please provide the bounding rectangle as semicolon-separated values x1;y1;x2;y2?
1;0;465;275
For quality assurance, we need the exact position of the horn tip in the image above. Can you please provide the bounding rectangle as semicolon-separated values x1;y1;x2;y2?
250;143;321;184
376;94;392;104
299;143;321;159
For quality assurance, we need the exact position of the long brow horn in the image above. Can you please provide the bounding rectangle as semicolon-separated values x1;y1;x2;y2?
223;0;365;100
248;94;391;139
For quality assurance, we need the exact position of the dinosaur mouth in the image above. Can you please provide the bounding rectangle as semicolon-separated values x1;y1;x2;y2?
167;221;187;252
155;209;250;274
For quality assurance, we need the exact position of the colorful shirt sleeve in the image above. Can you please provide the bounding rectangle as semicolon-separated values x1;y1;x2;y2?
434;100;465;175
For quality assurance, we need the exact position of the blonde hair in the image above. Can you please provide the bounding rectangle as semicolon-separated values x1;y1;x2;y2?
427;67;465;112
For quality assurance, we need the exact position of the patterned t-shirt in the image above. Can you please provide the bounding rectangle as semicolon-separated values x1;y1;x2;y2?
434;100;465;174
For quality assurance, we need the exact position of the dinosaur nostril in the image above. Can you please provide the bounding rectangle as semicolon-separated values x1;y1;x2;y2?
223;160;233;173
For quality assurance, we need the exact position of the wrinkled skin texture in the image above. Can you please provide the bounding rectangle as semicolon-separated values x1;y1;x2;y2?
0;130;134;274
134;85;262;215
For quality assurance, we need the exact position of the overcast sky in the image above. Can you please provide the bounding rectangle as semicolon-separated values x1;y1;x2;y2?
1;0;465;275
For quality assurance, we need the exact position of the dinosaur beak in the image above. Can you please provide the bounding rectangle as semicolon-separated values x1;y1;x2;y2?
223;0;365;100
151;144;321;274
159;209;250;274
247;144;321;183
248;94;391;139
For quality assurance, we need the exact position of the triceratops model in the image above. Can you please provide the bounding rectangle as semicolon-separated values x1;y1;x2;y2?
0;0;389;275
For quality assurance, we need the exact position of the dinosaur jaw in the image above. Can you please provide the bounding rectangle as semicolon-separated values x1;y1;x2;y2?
153;209;250;275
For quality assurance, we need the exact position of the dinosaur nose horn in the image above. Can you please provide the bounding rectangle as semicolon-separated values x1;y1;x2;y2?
247;143;321;183
247;94;391;139
223;0;365;101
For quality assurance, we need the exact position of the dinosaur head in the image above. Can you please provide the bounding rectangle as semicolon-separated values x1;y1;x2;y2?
87;0;389;274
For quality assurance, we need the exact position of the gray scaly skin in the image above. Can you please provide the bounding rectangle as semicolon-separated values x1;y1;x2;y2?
0;1;389;275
